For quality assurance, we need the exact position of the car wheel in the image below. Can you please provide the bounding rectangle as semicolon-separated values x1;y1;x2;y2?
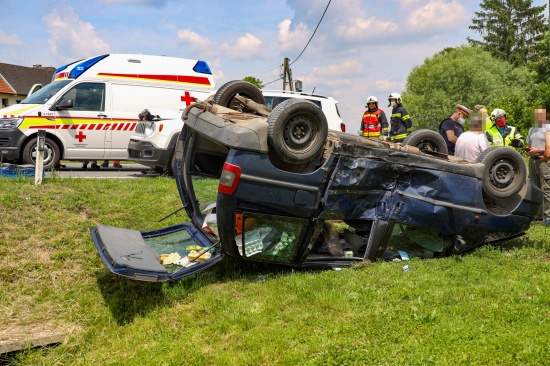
267;99;328;164
475;146;527;200
213;80;265;112
403;129;448;154
21;136;60;171
168;148;177;176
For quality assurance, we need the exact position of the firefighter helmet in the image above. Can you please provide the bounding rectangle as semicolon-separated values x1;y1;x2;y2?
388;92;402;107
365;96;378;108
490;108;506;122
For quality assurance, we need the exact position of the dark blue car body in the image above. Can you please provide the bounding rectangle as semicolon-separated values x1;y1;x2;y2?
92;101;542;282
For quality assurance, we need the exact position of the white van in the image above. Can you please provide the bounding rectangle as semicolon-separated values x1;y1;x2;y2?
0;54;215;169
127;85;346;173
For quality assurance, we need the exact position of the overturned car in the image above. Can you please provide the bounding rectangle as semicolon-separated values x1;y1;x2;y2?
92;81;542;282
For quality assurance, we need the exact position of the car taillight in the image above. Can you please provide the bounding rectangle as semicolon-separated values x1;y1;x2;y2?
340;122;346;132
218;162;242;195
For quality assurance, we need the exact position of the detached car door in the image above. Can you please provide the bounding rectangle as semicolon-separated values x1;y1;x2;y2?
91;223;223;282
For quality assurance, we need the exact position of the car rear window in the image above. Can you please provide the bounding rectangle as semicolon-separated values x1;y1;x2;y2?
265;96;322;110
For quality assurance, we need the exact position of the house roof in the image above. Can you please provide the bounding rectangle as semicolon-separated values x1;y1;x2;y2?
0;62;56;96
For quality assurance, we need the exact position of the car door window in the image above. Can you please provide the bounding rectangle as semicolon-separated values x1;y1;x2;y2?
264;96;274;110
305;99;322;109
386;223;453;259
236;212;308;264
61;83;105;111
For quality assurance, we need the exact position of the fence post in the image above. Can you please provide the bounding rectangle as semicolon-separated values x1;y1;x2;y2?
35;130;45;186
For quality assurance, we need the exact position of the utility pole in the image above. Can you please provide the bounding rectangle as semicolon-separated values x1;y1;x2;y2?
282;58;294;91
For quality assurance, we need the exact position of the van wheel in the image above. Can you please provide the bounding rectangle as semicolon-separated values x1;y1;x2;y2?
21;136;60;171
475;146;527;200
403;129;448;154
213;80;265;112
268;99;328;164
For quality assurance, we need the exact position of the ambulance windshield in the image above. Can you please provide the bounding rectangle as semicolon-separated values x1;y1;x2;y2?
20;80;73;105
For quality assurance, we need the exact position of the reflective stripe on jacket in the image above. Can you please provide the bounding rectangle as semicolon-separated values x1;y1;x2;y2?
387;105;412;142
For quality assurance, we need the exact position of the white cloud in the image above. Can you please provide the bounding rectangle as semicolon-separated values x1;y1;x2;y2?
407;0;468;30
336;17;399;41
176;28;214;57
0;29;22;45
374;79;403;91
220;33;266;61
207;58;224;80
44;6;110;62
277;19;310;52
298;59;364;88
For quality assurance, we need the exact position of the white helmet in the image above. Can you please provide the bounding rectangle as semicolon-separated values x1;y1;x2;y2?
490;108;506;122
388;92;402;107
365;96;378;109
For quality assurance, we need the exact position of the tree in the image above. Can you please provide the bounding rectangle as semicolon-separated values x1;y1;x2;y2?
243;76;263;89
467;0;547;66
528;31;550;109
402;45;532;133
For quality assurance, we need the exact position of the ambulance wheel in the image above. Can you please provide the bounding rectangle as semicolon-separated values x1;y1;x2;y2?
22;136;60;171
403;129;448;154
268;99;328;164
213;80;265;112
475;146;527;200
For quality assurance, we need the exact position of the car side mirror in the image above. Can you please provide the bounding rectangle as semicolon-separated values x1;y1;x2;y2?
56;99;74;110
16;99;21;104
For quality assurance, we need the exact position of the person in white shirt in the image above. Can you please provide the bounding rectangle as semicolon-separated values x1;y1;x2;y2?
454;110;490;161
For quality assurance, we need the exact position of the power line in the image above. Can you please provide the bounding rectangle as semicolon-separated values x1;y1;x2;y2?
289;0;331;66
262;77;283;87
226;62;282;81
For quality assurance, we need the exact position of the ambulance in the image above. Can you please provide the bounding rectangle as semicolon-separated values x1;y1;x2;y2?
0;54;215;169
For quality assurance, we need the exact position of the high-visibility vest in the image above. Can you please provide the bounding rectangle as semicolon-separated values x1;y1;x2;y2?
486;125;521;147
361;109;383;138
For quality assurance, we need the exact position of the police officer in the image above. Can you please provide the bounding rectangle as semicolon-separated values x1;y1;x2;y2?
360;96;388;139
439;104;471;156
383;92;411;142
485;109;524;148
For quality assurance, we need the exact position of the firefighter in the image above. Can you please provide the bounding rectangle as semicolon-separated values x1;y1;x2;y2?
360;96;388;139
485;109;524;148
385;92;412;142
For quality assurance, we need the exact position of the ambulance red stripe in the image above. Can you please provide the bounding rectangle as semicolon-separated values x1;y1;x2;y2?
97;73;211;86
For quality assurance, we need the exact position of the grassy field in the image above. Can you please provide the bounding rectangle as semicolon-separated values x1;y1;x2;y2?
1;176;550;365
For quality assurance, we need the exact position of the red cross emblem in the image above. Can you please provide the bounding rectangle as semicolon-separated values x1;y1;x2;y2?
76;131;87;142
180;91;195;106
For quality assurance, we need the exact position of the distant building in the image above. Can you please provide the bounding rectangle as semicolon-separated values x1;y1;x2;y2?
0;63;55;108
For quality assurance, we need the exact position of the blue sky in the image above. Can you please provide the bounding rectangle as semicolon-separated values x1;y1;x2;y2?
2;0;548;132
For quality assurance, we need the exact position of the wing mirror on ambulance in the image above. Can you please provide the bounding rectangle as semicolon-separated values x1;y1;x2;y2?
55;99;74;110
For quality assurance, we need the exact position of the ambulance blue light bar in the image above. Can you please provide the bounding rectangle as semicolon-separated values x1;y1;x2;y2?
68;54;109;79
52;60;80;82
193;61;212;75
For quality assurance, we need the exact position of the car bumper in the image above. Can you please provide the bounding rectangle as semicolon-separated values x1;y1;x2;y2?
128;139;173;169
0;128;25;161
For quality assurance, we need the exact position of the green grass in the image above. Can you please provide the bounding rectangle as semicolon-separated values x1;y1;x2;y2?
1;176;550;365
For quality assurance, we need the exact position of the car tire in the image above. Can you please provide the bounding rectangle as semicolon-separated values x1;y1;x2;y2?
267;99;328;164
403;129;448;154
21;136;60;171
213;80;265;112
475;146;527;200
